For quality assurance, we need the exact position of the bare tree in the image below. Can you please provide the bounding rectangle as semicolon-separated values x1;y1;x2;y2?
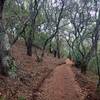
41;0;65;59
0;0;11;75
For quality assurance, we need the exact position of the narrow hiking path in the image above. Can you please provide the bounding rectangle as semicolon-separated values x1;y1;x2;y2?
36;59;84;100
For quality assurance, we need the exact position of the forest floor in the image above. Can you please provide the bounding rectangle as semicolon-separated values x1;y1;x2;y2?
0;41;99;100
36;59;84;100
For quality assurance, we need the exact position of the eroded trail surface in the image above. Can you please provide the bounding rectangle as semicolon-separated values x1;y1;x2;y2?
37;59;84;100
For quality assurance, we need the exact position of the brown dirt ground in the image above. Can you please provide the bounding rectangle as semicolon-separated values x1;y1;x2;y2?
0;41;64;100
0;41;98;100
71;64;100;100
36;59;85;100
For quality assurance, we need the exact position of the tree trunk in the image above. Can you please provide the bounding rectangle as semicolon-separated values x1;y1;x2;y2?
53;48;57;57
0;0;11;76
56;35;60;59
26;35;32;56
81;65;87;74
49;40;52;53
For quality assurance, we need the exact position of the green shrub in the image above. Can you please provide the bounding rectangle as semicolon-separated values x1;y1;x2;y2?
8;58;17;78
88;55;100;74
18;96;26;100
0;96;5;100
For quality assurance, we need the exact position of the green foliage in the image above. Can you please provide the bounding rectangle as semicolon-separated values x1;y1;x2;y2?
0;96;5;100
60;48;68;57
8;58;17;78
18;96;26;100
3;0;100;76
69;48;82;62
34;32;48;46
4;0;29;17
88;56;100;74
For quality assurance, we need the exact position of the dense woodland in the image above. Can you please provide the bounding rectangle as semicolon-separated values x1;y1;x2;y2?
0;0;100;99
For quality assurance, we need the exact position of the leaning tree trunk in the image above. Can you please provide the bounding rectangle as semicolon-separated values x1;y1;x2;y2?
0;0;11;76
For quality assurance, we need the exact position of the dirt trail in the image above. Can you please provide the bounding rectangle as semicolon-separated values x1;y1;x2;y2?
36;59;84;100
